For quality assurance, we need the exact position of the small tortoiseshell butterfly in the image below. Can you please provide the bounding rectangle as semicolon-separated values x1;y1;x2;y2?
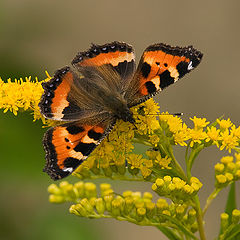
39;41;203;180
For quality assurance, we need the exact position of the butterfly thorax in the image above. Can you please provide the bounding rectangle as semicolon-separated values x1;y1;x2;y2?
103;94;135;124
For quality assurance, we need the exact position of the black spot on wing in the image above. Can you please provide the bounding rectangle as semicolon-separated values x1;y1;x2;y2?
74;142;96;156
66;125;85;135
176;61;189;78
63;157;83;169
114;59;135;79
88;129;102;141
159;70;174;89
145;81;157;94
141;62;151;78
62;98;82;120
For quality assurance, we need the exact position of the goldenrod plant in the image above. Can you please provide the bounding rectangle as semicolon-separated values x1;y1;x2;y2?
1;75;240;240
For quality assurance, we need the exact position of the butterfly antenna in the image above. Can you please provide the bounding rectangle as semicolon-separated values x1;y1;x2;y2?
124;131;127;167
133;112;184;117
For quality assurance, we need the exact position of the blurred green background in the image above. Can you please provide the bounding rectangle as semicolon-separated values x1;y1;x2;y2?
0;1;239;239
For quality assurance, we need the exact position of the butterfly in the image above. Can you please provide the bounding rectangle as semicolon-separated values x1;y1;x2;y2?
39;41;203;180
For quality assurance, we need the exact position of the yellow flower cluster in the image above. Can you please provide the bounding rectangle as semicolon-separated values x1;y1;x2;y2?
0;73;51;123
48;180;198;230
214;154;240;188
152;176;202;203
159;114;240;152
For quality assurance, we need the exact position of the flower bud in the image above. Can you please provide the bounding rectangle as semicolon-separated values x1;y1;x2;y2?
80;198;94;214
187;208;196;224
104;195;114;212
84;182;97;198
72;203;88;217
220;213;229;231
48;184;61;195
74;182;85;198
49;194;65;203
232;209;240;224
95;198;105;215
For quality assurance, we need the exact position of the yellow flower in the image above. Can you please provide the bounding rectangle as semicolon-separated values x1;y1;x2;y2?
173;123;190;146
190;116;209;129
149;135;160;146
206;126;221;147
220;131;238;153
231;125;240;138
155;155;171;169
159;114;183;133
189;129;207;147
132;99;160;135
217;118;232;130
140;165;152;178
127;154;143;169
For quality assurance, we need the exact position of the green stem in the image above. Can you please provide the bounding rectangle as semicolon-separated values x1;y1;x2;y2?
193;195;206;240
186;144;204;181
159;143;187;181
186;146;206;240
132;137;152;146
203;188;221;216
74;173;148;182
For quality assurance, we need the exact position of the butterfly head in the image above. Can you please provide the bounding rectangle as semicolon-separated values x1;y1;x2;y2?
114;106;135;124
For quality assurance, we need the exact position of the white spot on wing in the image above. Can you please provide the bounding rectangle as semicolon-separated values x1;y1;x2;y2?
187;61;194;70
63;167;73;172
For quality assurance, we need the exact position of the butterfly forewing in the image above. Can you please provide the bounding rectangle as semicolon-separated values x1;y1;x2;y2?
72;41;136;91
126;43;203;107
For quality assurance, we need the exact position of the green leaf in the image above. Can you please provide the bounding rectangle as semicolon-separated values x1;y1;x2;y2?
157;214;198;240
157;225;182;240
222;224;240;240
225;182;236;216
219;183;236;237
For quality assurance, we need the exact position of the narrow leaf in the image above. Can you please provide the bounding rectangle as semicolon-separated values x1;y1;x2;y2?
223;224;240;240
157;213;198;240
157;225;182;240
219;183;236;237
225;182;236;216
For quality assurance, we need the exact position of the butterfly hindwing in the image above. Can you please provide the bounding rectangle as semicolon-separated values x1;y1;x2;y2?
72;41;136;82
43;120;114;180
127;43;203;106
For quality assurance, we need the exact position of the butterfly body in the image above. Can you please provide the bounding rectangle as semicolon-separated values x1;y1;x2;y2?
39;41;203;180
